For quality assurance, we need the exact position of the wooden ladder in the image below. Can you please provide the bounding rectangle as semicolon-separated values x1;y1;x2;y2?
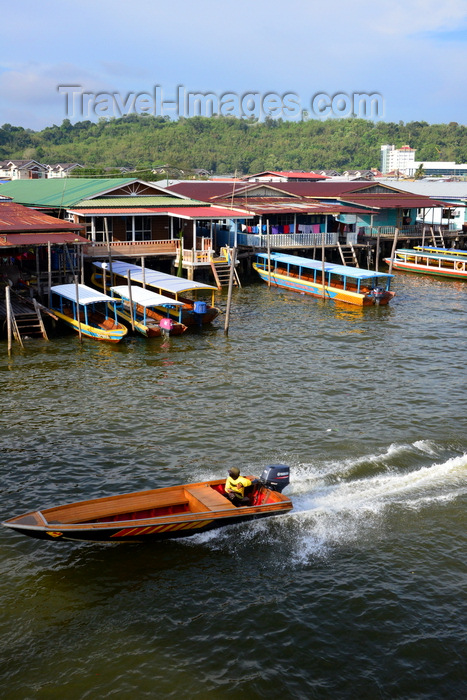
431;226;445;248
13;299;48;340
337;242;359;267
210;256;241;290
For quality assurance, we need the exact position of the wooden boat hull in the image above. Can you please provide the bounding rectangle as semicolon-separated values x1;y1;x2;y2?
253;263;394;306
111;303;188;337
384;257;467;280
54;308;128;342
92;271;221;326
3;478;293;543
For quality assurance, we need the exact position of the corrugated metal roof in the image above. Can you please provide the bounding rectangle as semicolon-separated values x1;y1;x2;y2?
94;260;217;293
77;196;205;208
110;285;184;308
0;201;84;232
51;284;114;304
71;205;251;219
0;232;88;246
0;178;141;208
341;194;453;209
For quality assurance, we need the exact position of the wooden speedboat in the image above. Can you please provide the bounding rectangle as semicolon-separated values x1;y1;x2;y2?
3;465;292;543
50;284;128;342
92;260;221;326
253;253;395;306
385;248;467;279
110;285;188;337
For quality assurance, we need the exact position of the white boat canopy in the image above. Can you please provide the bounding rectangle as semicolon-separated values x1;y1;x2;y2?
51;284;115;305
94;260;217;294
110;285;184;308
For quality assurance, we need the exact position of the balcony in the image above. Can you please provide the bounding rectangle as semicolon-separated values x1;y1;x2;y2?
83;239;180;258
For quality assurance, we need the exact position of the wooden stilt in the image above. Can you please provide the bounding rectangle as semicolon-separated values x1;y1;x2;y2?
224;247;237;336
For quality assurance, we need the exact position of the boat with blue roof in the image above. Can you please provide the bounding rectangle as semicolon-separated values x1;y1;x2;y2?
253;252;395;306
385;248;467;279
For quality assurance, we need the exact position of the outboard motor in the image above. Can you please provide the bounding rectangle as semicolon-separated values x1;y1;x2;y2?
159;317;174;333
193;301;207;315
260;464;290;493
371;286;385;305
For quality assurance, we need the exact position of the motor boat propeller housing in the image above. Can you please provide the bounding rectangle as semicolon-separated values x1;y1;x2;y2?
260;464;290;493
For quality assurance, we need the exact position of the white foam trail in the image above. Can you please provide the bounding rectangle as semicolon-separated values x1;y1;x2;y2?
286;452;467;562
186;446;466;561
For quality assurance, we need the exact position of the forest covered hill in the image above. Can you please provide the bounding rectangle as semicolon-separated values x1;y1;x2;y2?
1;115;466;175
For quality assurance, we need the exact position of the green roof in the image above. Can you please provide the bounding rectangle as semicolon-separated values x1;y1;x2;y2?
0;178;141;208
76;196;205;208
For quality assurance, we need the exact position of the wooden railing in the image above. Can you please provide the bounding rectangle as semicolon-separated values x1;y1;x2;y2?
360;224;459;238
83;239;180;258
175;247;214;264
236;232;339;247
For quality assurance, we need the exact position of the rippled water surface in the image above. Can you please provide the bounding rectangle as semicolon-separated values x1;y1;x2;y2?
1;273;466;699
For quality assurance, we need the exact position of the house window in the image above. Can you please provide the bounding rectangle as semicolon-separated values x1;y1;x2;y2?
126;216;152;241
93;217;113;242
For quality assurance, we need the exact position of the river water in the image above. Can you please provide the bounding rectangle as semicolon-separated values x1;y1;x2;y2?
1;272;466;699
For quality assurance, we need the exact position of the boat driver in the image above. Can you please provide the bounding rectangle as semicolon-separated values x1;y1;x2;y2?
225;467;253;506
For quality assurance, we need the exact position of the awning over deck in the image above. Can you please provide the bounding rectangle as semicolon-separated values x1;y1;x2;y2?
110;285;184;308
94;260;217;293
51;284;115;305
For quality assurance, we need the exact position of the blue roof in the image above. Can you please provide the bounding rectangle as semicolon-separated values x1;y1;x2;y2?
256;252;393;280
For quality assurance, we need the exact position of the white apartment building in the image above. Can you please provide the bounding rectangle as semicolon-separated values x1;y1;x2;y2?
380;145;416;175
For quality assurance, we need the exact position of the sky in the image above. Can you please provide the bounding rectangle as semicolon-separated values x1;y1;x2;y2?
2;0;467;130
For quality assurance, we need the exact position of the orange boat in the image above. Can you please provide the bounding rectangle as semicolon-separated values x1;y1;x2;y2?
3;466;292;543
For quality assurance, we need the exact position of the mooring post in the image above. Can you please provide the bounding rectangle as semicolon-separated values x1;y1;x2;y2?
267;221;271;287
224;246;237;336
322;232;326;300
6;285;12;355
388;228;399;275
75;276;82;342
127;270;135;331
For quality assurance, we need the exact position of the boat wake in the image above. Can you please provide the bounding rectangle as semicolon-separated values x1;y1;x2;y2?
186;441;467;562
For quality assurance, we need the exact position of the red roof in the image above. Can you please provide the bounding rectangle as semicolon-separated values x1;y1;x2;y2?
70;205;251;219
0;201;84;233
0;232;88;246
242;171;328;181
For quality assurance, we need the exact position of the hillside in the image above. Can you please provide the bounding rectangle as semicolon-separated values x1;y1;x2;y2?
1;115;466;174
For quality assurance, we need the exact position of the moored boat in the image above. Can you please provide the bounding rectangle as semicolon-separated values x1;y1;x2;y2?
2;465;293;543
253;252;395;306
50;284;128;342
385;248;467;279
110;285;188;337
92;260;221;326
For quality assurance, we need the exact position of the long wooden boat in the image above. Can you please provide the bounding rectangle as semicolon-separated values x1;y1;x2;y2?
3;466;293;543
253;252;395;306
384;248;467;279
110;285;188;337
92;260;221;326
413;245;467;258
50;284;128;342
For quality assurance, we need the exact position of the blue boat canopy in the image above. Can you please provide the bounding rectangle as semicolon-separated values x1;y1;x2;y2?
256;252;393;280
51;284;115;305
94;260;217;294
110;285;184;308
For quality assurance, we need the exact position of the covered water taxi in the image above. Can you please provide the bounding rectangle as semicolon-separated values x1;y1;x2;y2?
385;248;467;279
110;285;187;337
253;252;395;306
50;284;128;342
92;260;220;326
